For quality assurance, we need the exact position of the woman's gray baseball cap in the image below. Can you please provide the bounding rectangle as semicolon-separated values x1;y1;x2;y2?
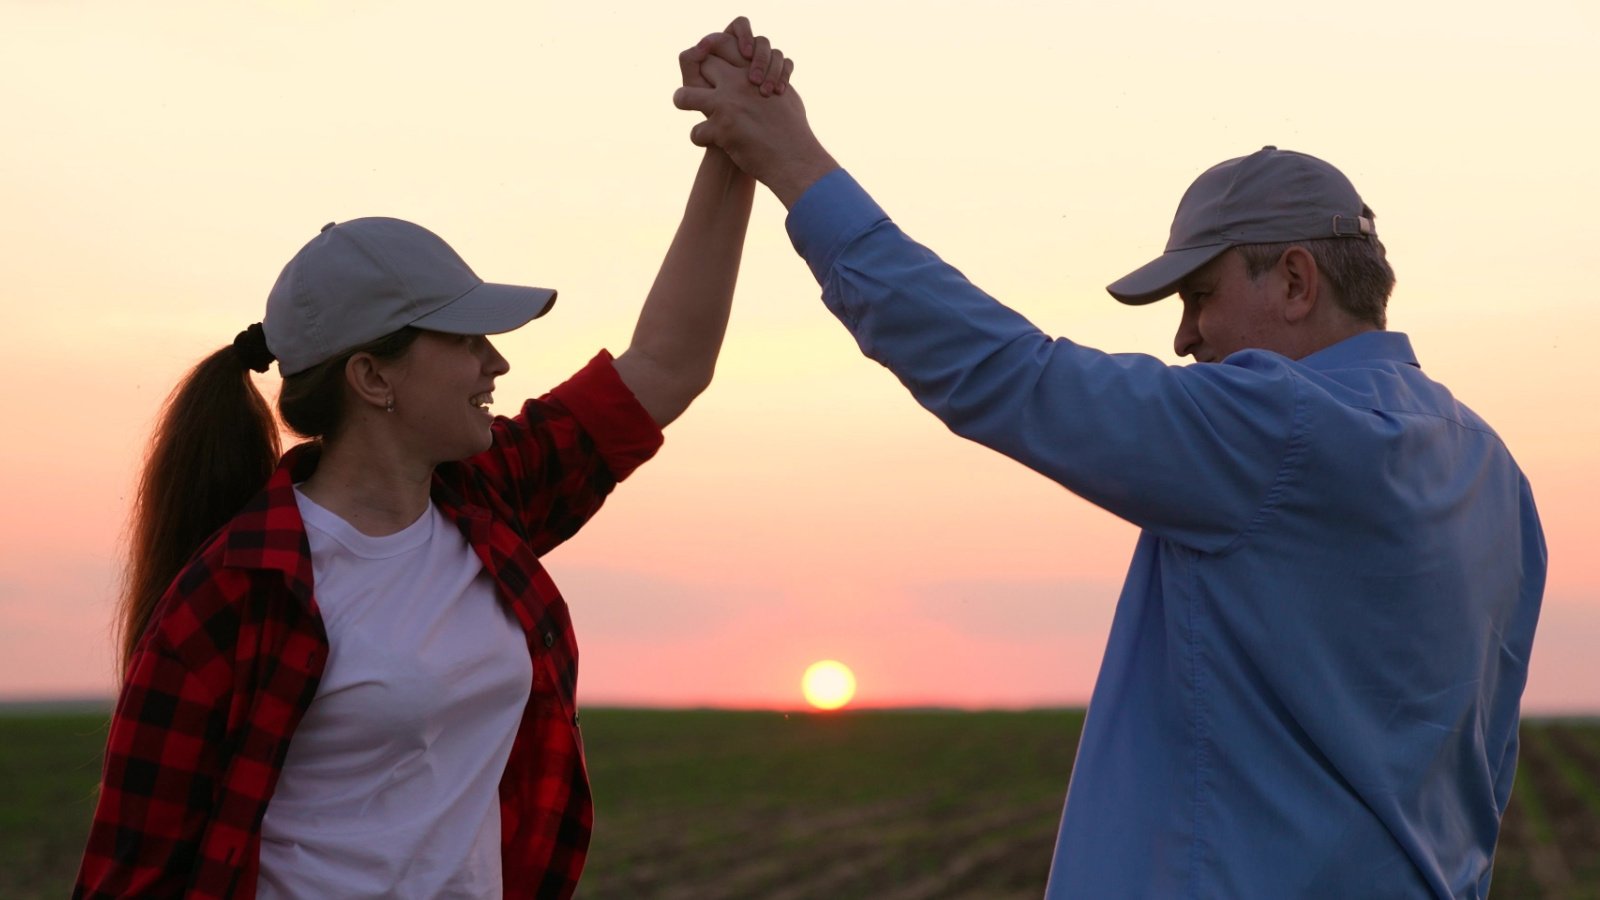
263;217;557;375
1106;146;1375;305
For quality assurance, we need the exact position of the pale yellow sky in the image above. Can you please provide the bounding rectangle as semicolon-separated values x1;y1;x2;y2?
2;0;1597;709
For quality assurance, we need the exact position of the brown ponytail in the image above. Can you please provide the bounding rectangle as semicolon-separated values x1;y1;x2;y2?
117;325;423;677
118;347;280;677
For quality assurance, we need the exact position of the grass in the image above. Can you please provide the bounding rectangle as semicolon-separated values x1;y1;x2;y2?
5;706;1598;898
1518;722;1600;897
0;708;110;899
580;708;1079;898
1542;723;1600;817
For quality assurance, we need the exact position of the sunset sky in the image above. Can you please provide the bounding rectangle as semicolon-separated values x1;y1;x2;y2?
3;1;1596;712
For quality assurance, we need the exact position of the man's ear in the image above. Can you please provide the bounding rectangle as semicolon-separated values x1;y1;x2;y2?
1279;246;1320;324
345;352;395;412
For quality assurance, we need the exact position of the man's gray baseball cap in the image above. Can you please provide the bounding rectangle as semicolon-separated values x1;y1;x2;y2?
1106;146;1375;305
264;217;557;375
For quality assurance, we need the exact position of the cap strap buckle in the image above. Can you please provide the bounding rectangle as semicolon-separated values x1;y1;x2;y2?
1331;215;1375;238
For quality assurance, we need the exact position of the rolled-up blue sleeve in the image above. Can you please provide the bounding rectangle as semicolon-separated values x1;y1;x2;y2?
786;170;1302;553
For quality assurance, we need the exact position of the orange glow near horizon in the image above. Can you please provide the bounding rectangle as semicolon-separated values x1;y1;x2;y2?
0;1;1597;713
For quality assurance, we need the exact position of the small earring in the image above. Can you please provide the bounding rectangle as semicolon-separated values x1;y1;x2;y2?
385;396;395;413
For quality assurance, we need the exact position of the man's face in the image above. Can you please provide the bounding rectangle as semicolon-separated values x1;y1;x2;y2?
1172;249;1285;363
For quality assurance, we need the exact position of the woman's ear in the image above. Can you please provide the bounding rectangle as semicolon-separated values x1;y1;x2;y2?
344;352;396;412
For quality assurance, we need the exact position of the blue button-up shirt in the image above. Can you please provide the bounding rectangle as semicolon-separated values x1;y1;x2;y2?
787;170;1546;898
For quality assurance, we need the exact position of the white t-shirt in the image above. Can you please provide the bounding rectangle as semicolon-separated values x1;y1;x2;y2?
257;488;533;900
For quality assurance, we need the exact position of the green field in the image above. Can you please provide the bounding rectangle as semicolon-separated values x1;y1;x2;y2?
5;707;1598;898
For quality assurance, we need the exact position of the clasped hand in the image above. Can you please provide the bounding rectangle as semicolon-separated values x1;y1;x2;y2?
673;17;836;207
679;16;793;97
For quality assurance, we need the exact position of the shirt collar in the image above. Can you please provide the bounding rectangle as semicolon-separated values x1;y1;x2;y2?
1298;330;1419;372
220;443;488;572
218;442;321;577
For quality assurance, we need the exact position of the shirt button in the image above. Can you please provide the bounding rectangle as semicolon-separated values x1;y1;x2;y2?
543;631;555;648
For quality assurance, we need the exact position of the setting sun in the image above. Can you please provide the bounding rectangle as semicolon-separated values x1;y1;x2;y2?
801;660;857;711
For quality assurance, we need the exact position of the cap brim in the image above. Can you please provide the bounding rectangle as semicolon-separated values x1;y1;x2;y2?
410;281;558;334
1106;244;1231;305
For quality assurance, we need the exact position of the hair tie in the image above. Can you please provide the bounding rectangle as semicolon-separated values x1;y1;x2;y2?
232;323;276;373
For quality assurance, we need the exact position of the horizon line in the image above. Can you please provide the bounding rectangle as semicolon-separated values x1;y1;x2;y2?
3;695;1597;720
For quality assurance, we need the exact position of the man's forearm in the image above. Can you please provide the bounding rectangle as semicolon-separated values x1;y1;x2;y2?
762;143;841;210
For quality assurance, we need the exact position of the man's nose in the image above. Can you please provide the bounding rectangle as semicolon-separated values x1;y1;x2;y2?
1173;307;1199;359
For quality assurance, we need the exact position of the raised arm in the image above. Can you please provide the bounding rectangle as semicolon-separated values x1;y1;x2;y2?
611;20;795;427
610;147;754;428
676;27;1289;551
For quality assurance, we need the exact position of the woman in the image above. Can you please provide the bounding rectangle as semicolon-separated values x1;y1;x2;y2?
74;22;789;899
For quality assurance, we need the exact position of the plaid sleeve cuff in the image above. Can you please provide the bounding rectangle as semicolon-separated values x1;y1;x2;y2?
548;350;665;482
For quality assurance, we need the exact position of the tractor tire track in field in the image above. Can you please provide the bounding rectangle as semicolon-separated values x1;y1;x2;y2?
570;711;1600;900
1540;723;1600;890
591;794;1062;899
760;796;1060;900
1513;723;1581;897
1495;793;1554;899
1499;761;1572;899
871;798;1059;900
1545;723;1600;813
597;797;927;898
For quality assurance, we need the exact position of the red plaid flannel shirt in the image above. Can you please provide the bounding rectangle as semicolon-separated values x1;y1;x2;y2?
75;352;662;899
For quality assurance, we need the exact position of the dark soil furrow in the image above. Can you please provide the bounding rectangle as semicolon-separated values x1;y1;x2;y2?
1516;723;1586;894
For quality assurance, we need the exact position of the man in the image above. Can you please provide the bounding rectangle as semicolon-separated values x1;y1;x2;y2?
677;30;1546;899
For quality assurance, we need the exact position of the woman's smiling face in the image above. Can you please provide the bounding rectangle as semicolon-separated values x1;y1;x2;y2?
385;330;512;462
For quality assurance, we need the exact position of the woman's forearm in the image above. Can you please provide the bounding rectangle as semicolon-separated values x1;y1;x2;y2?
612;147;755;427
